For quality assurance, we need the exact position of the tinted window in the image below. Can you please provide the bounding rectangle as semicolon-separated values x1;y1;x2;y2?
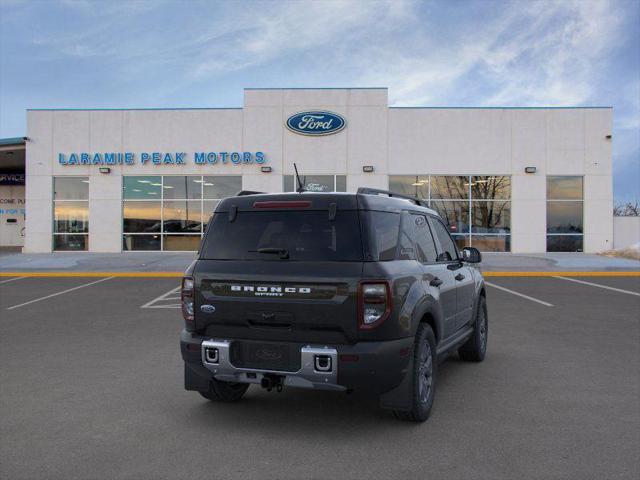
547;176;583;200
430;217;458;261
54;177;89;200
547;202;583;233
201;211;362;261
397;214;416;260
413;215;438;263
364;211;401;261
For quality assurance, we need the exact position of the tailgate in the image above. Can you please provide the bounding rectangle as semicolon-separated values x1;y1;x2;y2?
194;260;363;344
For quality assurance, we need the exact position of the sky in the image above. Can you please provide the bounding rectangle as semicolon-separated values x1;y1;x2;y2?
0;0;638;202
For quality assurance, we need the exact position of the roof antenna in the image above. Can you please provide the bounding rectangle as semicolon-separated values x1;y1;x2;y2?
293;163;305;193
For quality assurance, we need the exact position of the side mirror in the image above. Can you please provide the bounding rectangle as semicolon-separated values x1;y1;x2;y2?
461;247;482;263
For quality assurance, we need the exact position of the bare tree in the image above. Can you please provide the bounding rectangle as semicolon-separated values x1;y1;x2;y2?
613;201;639;216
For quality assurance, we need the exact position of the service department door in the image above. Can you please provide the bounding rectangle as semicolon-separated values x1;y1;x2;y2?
0;185;25;247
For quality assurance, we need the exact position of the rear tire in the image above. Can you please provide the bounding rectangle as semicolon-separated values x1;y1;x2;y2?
458;295;488;362
393;323;436;422
199;379;249;402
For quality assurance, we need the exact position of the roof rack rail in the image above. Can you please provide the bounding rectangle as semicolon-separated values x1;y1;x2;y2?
356;187;429;208
236;190;265;196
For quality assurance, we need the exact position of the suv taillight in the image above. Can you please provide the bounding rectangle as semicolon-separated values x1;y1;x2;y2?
358;281;392;330
181;276;195;328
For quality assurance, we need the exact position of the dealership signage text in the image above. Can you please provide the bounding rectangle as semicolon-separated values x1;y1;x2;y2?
58;151;265;166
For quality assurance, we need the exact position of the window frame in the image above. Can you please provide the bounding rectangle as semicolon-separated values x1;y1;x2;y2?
52;176;89;251
428;215;461;263
121;175;241;252
545;175;584;252
282;174;347;193
388;174;512;252
409;212;439;264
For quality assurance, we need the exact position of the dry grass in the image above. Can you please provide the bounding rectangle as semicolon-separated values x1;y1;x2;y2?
599;248;640;261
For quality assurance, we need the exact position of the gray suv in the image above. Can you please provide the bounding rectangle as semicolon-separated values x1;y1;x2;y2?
180;188;487;422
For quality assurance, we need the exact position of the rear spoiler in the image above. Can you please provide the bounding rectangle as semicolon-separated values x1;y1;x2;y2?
357;187;429;208
235;190;265;196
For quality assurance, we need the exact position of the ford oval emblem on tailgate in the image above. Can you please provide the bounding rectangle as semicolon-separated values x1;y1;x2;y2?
200;304;216;314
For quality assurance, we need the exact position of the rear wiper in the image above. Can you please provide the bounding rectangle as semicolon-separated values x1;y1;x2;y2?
251;247;290;259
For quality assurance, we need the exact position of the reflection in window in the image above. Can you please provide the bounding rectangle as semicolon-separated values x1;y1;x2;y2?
53;177;89;251
162;176;202;200
123;201;161;232
54;234;87;251
452;235;470;250
547;235;583;252
472;235;510;252
123;234;161;251
203;176;242;199
389;176;429;200
429;217;459;261
547;176;583;200
54;202;89;233
547;202;583;233
430;201;469;235
202;200;219;230
430;176;469;199
122;176;240;251
471;201;510;233
163;235;202;251
54;177;89;200
162;201;202;233
282;175;346;192
123;176;161;199
546;176;583;252
471;176;511;200
388;175;512;252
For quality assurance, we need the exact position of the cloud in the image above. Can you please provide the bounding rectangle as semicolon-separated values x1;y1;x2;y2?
356;0;625;107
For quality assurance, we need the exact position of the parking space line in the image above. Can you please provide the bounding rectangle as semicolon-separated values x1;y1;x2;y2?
141;286;181;309
6;277;114;310
553;276;640;297
485;281;554;307
0;276;26;285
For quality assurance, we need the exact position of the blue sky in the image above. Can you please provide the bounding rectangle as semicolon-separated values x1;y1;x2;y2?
0;0;638;202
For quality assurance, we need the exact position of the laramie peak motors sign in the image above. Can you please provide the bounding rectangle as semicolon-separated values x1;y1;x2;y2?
57;151;266;166
286;111;346;136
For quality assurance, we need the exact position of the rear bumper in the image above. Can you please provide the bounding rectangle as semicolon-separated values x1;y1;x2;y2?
181;330;413;394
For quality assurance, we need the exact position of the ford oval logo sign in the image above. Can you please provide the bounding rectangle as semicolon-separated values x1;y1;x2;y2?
286;111;346;136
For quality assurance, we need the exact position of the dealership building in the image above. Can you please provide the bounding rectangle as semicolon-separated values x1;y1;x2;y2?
0;88;616;253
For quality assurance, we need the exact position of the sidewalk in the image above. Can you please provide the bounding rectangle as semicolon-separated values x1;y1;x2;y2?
0;251;638;274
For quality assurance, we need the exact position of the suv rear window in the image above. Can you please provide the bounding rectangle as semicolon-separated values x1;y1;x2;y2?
201;210;363;261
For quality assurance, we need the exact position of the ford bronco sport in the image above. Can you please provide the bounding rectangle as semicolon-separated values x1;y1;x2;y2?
180;187;487;422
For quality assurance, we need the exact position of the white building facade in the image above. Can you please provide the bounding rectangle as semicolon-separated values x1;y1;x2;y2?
23;88;614;253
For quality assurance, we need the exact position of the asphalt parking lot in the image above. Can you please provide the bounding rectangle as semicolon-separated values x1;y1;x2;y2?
1;274;639;479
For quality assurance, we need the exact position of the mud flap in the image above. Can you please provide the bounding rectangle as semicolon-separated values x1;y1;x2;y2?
379;355;414;411
184;363;211;392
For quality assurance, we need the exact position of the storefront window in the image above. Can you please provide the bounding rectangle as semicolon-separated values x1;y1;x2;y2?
546;176;583;251
389;175;511;251
53;177;89;251
389;176;429;200
283;175;347;192
122;175;241;251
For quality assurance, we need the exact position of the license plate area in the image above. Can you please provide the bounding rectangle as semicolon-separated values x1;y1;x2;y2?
229;341;301;372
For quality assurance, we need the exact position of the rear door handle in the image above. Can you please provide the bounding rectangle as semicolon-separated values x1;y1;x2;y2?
429;277;443;287
455;273;465;281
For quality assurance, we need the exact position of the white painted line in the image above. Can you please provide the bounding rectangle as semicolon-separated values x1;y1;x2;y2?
7;277;114;310
485;281;554;307
141;286;181;309
553;276;640;297
0;276;26;285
